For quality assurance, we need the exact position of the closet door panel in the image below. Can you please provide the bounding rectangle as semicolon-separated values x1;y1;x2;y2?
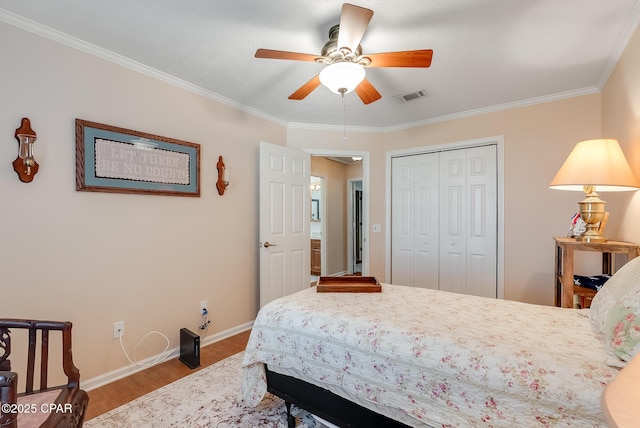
414;154;439;289
467;146;497;297
439;151;467;294
391;157;416;286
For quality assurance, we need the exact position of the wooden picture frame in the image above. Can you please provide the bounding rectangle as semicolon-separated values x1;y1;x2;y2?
76;119;200;196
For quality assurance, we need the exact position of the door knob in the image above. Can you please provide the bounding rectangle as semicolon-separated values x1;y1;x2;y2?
264;241;277;248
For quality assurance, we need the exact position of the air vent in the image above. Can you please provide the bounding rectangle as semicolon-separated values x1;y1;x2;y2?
393;89;429;104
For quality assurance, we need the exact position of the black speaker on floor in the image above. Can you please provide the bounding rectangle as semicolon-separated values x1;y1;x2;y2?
179;328;200;369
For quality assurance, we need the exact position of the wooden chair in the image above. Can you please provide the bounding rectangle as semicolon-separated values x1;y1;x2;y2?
0;319;88;428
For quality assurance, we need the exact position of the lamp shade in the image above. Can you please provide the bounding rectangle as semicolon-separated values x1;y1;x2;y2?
319;62;365;95
549;139;639;192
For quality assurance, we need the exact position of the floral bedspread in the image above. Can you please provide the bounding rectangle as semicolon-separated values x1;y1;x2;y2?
241;284;618;427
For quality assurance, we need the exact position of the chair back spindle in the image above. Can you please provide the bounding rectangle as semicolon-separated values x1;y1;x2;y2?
0;319;88;427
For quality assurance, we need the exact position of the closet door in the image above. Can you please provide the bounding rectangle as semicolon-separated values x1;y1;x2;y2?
391;144;497;298
391;156;417;286
439;145;497;297
391;154;439;288
413;154;439;289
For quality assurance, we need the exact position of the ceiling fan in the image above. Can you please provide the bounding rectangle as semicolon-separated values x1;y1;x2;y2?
255;3;433;105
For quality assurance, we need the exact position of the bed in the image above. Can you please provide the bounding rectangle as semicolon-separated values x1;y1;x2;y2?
241;259;640;427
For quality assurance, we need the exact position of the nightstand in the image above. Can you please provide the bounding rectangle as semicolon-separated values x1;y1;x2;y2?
554;237;640;308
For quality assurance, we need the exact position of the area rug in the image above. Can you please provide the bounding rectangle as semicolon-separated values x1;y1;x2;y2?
85;353;319;427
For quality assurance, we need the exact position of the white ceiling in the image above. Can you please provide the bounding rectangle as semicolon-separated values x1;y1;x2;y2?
1;0;639;130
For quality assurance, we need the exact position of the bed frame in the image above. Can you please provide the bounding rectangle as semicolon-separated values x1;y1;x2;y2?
266;366;410;428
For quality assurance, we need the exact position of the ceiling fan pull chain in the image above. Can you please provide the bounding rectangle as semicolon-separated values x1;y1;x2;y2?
343;92;348;142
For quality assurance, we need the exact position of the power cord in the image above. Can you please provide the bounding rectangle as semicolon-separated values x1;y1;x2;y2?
118;331;172;368
199;308;211;335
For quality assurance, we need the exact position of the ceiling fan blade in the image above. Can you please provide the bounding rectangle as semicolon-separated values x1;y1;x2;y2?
289;75;322;100
365;49;434;68
255;48;320;62
355;78;382;105
337;3;374;53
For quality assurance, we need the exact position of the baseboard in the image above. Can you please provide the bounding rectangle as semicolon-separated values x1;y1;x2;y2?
329;271;348;277
83;321;253;391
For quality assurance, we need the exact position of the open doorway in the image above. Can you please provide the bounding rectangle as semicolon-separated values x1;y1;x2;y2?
348;179;363;274
309;151;369;278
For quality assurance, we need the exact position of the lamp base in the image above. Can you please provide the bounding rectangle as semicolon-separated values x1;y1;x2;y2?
576;233;607;243
576;188;607;243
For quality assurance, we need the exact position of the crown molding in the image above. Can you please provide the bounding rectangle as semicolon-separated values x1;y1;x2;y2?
289;86;600;133
0;8;624;134
0;9;287;128
596;0;640;89
382;86;601;133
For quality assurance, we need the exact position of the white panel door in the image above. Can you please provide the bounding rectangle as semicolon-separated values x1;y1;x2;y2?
466;145;497;298
391;144;497;298
259;141;310;308
414;154;440;289
439;150;468;294
391;154;439;288
391;156;416;286
439;145;497;297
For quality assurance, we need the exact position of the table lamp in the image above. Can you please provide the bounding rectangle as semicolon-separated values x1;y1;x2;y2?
549;139;639;242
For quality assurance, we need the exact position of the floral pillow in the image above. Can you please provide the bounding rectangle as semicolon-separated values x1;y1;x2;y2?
590;256;640;334
604;287;640;364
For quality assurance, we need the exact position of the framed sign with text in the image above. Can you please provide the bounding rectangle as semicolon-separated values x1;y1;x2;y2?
76;119;200;196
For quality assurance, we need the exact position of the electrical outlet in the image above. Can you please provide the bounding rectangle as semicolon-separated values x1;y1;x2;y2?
200;300;208;315
113;321;125;338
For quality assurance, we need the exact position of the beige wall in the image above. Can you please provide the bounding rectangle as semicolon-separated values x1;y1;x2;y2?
346;162;363;181
3;15;640;386
1;23;285;382
602;23;640;243
385;96;603;303
291;95;603;304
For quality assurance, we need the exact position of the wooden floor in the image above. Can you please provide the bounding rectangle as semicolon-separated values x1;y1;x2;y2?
85;329;252;420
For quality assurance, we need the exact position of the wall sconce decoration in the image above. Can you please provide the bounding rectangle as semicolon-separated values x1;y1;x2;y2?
216;155;229;195
13;117;39;182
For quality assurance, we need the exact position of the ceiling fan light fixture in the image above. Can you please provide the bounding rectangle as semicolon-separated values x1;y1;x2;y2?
319;62;365;95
